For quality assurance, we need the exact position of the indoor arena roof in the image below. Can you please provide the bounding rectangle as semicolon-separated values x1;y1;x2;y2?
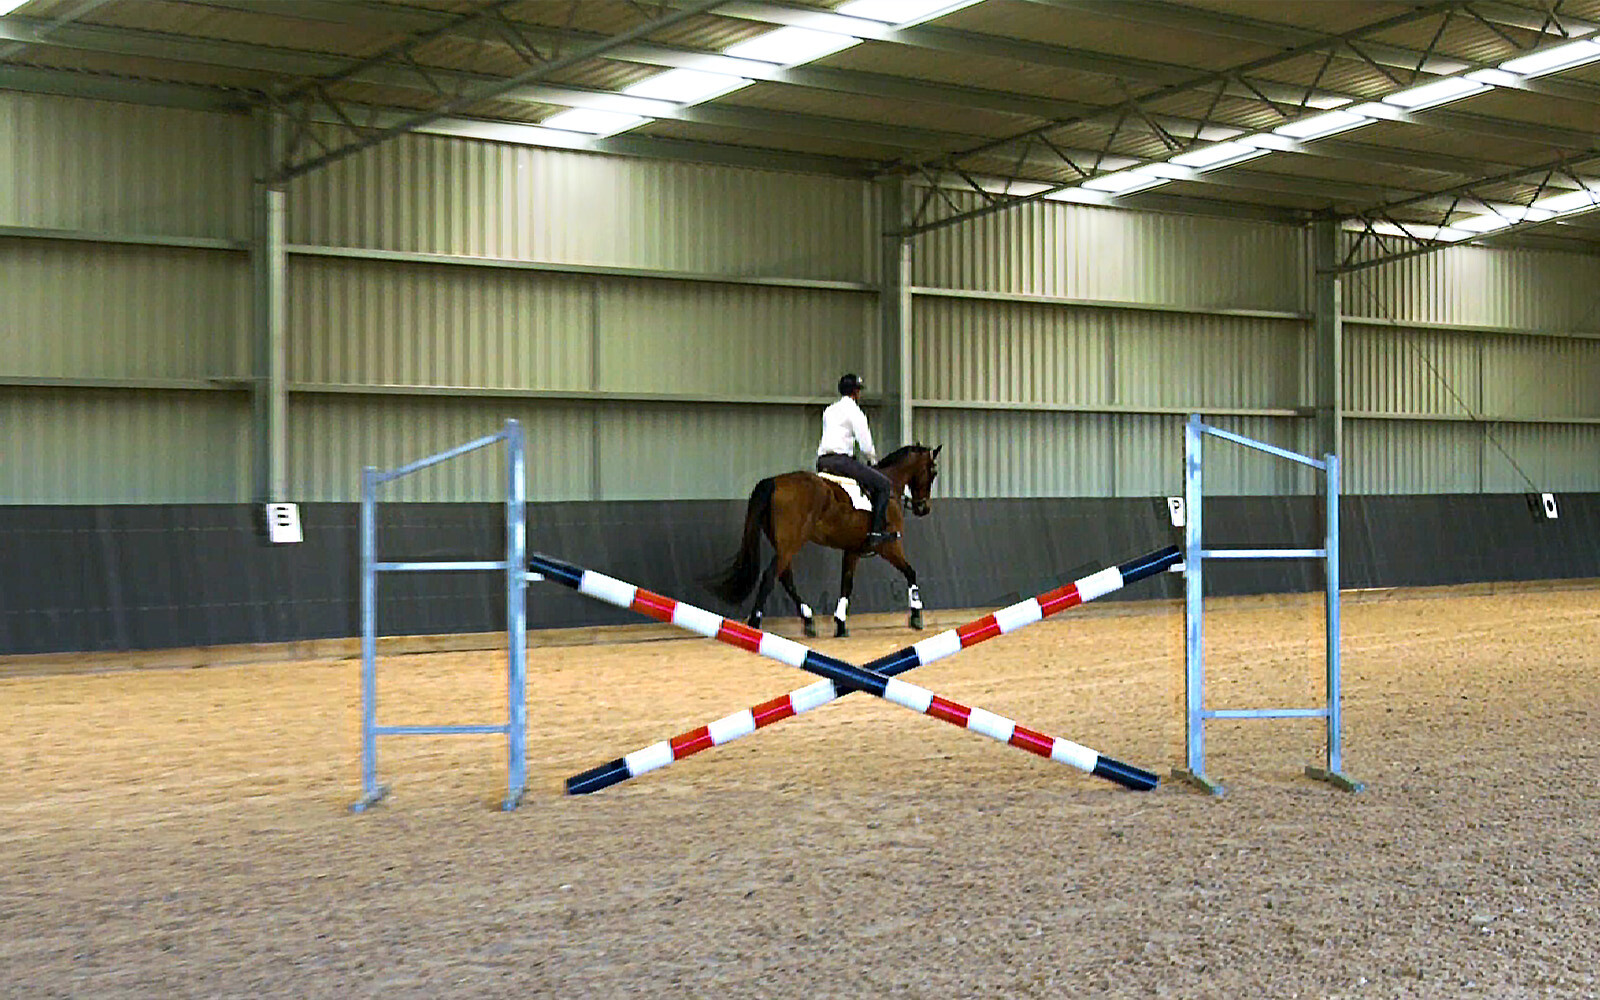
6;0;1600;266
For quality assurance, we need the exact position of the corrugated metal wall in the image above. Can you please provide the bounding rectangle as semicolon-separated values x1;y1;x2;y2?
0;388;249;502
908;192;1314;497
2;241;249;380
285;129;871;281
3;91;1597;505
914;192;1306;311
1;93;873;503
0;92;253;239
1344;242;1600;331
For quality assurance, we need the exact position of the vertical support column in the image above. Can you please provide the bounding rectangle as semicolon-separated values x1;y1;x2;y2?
1174;416;1221;794
353;467;387;812
1307;453;1363;792
878;176;914;448
1312;218;1343;467
252;111;289;503
503;421;528;811
1307;220;1362;793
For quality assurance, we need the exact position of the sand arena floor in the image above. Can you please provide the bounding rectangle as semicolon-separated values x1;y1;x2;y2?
2;584;1598;999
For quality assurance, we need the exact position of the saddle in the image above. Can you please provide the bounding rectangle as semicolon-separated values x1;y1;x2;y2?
816;472;873;512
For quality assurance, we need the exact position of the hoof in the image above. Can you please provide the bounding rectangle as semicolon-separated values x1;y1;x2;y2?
747;612;763;630
834;619;849;638
803;618;817;638
909;609;924;630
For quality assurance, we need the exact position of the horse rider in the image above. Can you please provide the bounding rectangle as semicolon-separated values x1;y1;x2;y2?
816;373;898;548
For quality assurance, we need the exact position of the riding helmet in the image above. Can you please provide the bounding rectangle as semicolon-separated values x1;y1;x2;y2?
838;373;864;395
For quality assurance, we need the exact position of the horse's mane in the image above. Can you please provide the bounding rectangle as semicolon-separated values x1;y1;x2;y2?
875;444;928;469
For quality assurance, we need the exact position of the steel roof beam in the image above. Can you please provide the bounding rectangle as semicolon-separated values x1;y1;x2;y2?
1337;150;1600;270
0;63;249;111
1026;0;1600;104
683;0;1365;108
268;0;729;179
313;103;879;178
148;4;1597;162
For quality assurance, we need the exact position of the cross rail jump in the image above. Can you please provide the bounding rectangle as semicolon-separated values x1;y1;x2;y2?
531;546;1179;795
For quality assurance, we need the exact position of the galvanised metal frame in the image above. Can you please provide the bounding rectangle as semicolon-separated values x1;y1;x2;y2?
351;420;528;813
1172;414;1363;797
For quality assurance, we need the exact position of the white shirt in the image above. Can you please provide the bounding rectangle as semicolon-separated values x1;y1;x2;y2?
817;395;877;463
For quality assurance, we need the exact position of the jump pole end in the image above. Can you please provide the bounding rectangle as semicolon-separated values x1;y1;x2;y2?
1091;757;1160;791
566;759;631;796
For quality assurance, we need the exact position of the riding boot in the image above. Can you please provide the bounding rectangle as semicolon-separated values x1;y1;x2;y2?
863;490;899;548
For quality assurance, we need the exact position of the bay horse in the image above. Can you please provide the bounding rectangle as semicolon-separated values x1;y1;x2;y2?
707;444;940;637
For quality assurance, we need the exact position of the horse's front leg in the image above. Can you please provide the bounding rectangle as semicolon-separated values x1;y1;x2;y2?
834;551;860;637
880;544;923;630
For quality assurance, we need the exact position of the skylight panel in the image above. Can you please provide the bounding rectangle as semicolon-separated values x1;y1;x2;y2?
1169;141;1268;170
1499;39;1600;77
1273;110;1373;140
1532;189;1600;214
838;0;985;26
622;69;750;105
1079;168;1168;195
1464;68;1520;87
1358;220;1473;242
1381;77;1490;109
540;109;649;137
1344;102;1406;121
723;26;861;66
1451;206;1553;233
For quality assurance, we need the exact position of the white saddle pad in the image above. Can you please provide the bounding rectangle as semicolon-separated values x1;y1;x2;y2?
817;472;873;512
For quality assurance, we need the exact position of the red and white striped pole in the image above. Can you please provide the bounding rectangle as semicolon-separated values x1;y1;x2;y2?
544;546;1178;795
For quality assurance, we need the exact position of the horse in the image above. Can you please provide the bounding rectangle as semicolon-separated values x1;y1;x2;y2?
706;444;941;638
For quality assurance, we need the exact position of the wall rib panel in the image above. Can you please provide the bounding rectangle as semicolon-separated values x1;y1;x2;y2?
595;405;819;501
1485;423;1600;492
598;283;876;397
288;256;593;390
288;397;594;502
915;298;1309;412
1345;325;1482;419
1345;242;1600;332
1;239;248;380
0;92;251;239
287;132;871;281
913;194;1305;312
1344;420;1485;494
0;388;248;503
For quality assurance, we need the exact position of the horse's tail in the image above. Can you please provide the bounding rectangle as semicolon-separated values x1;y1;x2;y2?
705;477;776;605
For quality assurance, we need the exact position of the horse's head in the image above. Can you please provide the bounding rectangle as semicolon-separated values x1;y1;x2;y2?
881;443;941;517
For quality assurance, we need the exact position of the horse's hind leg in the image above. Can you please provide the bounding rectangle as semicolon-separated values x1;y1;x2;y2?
748;556;779;630
777;568;816;637
834;552;860;637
